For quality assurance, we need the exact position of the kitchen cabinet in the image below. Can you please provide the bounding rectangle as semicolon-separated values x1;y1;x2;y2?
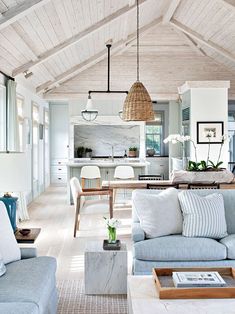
146;157;169;180
50;103;69;185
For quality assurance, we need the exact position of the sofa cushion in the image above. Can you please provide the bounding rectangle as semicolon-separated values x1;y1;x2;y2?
133;235;227;261
0;202;20;264
178;191;228;239
0;256;56;313
133;188;183;238
220;234;235;259
0;302;38;314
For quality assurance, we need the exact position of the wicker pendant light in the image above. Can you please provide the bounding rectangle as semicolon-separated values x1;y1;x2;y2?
122;0;154;121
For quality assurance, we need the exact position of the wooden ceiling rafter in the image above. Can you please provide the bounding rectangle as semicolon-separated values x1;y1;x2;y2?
0;0;51;31
170;19;235;65
162;0;181;24
40;17;162;95
12;0;148;77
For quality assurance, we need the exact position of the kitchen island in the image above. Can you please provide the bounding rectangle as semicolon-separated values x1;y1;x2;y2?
67;158;149;204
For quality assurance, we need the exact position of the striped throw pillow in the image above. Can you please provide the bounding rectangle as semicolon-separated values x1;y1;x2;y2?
178;191;228;239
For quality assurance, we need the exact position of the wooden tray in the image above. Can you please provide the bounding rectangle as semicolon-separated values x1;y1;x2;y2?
152;267;235;299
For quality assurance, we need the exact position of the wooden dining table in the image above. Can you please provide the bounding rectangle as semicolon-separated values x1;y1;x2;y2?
102;180;235;208
102;180;235;190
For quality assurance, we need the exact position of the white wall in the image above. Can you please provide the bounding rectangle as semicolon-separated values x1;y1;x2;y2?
190;88;229;166
168;100;181;171
16;84;49;201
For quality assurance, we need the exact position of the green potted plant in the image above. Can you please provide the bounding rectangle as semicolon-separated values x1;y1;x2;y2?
77;146;84;158
129;146;138;158
85;148;92;158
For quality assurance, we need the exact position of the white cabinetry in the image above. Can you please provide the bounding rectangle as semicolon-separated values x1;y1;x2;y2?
146;157;169;180
50;103;69;185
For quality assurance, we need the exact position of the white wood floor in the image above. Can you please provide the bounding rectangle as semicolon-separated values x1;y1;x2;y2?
18;186;133;280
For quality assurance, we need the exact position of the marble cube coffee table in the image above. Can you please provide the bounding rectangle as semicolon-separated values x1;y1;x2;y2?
128;276;235;314
84;241;127;295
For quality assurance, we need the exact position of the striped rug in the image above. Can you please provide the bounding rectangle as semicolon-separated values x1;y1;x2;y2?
57;280;128;314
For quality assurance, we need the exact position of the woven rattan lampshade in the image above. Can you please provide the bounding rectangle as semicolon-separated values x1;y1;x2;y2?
121;0;154;121
122;82;154;121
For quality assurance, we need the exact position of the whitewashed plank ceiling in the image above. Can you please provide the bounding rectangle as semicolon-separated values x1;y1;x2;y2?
0;0;234;99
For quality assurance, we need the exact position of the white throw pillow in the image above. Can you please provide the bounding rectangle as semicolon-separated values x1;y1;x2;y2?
133;188;183;238
0;258;6;277
178;191;228;239
0;201;21;264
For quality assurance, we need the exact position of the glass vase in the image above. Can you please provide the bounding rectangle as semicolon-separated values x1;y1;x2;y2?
108;227;116;243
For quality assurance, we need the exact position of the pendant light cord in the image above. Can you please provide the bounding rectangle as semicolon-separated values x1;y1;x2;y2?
137;0;140;82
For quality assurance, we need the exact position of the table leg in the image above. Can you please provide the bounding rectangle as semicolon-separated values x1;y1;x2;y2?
109;189;113;218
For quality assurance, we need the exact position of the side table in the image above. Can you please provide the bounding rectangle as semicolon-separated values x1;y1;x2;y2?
85;241;127;295
15;228;41;243
0;196;18;231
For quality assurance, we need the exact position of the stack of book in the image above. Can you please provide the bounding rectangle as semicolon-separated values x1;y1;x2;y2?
172;271;227;288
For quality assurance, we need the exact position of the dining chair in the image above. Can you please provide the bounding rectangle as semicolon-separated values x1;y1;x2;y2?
114;165;135;202
187;182;220;190
80;165;101;189
147;183;179;190
70;177;113;237
138;174;164;180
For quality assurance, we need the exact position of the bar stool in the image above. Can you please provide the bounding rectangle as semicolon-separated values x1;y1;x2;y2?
114;165;135;202
80;166;101;189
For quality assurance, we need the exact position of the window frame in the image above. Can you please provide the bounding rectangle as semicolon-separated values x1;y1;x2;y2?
145;111;165;156
16;94;25;152
31;102;40;198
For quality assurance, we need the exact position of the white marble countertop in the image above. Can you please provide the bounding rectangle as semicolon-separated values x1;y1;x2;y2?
67;158;149;167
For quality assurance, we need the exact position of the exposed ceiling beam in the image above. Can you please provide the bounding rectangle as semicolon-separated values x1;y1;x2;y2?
12;0;147;77
38;17;161;94
170;19;235;64
217;0;235;10
0;0;51;31
162;0;181;24
173;28;206;57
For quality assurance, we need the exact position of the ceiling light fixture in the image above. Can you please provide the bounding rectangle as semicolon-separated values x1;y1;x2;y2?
23;70;33;79
121;0;154;121
81;43;128;121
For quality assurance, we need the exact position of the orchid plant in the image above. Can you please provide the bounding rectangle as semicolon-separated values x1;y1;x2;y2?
104;217;121;243
163;133;229;172
163;134;198;162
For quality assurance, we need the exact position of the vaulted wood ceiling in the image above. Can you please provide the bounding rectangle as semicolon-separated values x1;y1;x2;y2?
0;0;235;100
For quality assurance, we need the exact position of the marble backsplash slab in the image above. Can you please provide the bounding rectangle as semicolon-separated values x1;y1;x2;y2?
74;125;140;157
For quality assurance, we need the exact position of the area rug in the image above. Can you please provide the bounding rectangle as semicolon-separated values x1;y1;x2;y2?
57;280;128;314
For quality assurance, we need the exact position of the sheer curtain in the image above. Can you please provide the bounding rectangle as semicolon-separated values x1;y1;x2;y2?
6;79;29;220
7;80;20;151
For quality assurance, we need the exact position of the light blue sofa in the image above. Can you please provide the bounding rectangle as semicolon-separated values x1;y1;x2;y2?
0;247;57;314
132;189;235;275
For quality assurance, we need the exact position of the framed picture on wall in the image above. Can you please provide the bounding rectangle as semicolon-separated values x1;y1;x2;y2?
197;121;224;144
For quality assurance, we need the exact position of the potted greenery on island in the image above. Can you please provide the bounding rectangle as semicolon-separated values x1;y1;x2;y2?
129;147;138;158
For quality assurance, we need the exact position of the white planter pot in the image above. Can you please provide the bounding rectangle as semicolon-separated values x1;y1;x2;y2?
171;169;234;184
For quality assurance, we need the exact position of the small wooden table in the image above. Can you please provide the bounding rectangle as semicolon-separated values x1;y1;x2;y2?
15;228;41;243
128;276;235;314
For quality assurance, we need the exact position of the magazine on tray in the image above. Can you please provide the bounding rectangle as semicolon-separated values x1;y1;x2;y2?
172;271;227;288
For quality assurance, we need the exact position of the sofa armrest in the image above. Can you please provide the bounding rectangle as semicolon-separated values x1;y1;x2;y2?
132;222;145;242
20;247;37;259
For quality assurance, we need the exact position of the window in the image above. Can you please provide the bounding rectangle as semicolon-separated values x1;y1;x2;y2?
0;85;6;150
16;95;24;152
44;109;50;187
32;103;39;197
146;112;164;156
